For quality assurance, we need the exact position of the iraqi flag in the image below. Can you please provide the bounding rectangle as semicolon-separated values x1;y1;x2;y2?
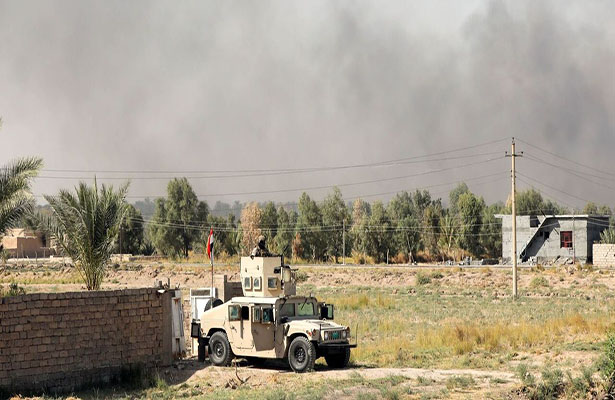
206;229;214;263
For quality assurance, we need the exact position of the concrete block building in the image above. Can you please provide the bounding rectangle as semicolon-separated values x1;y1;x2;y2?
0;228;57;258
496;215;610;264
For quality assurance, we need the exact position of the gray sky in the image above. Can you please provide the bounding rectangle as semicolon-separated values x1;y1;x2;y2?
0;0;613;210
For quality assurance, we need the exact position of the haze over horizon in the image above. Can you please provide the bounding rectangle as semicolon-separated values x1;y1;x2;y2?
1;0;613;211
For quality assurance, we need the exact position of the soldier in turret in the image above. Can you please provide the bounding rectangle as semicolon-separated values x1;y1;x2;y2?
251;235;272;257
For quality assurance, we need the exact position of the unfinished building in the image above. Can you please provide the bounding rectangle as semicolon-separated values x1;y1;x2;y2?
496;215;610;264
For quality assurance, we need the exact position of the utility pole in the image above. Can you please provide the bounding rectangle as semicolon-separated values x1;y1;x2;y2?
119;219;123;265
342;220;346;265
506;138;522;298
572;211;576;264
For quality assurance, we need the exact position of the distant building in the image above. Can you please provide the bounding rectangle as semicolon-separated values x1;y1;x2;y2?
496;215;610;264
0;228;57;258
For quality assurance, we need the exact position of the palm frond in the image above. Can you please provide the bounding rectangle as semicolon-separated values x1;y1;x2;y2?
0;157;42;235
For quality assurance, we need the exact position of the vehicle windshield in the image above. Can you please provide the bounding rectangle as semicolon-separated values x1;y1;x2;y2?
280;302;295;317
278;300;317;319
297;302;315;317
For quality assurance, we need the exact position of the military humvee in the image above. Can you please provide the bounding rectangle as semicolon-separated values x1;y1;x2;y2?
191;256;356;372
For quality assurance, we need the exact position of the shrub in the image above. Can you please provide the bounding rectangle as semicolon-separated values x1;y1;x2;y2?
416;273;431;286
600;331;615;395
0;283;26;297
530;276;549;288
0;249;8;266
295;270;308;283
430;271;444;280
445;375;475;390
517;363;535;387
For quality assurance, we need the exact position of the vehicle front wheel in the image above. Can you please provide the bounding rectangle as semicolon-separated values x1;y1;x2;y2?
288;336;315;373
209;331;233;366
325;347;350;369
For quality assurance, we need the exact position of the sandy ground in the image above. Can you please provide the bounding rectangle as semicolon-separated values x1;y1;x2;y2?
156;358;519;399
2;260;613;295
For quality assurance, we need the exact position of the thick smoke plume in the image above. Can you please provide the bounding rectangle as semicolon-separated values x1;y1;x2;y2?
0;0;613;207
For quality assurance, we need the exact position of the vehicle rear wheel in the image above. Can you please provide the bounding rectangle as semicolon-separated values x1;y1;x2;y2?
288;336;315;373
209;331;233;366
325;347;350;369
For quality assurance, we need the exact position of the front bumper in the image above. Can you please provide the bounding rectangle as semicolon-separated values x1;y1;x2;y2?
317;342;357;349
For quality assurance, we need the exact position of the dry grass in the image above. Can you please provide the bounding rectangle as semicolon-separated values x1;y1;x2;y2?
335;293;396;311
309;274;615;370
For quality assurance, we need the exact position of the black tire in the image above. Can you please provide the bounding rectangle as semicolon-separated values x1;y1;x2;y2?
288;336;316;373
197;340;206;362
325;347;351;369
209;331;233;367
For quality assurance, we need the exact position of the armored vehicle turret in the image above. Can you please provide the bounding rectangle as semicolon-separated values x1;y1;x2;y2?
191;256;356;372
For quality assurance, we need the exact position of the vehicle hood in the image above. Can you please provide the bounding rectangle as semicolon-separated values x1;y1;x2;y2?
287;319;347;330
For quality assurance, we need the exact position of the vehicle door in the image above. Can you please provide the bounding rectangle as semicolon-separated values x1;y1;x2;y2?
251;305;275;355
228;304;253;350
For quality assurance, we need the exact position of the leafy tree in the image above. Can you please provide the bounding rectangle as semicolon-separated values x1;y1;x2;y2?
367;201;393;263
274;207;294;257
507;189;565;215
240;202;262;254
457;192;485;256
148;198;173;255
260;201;278;244
148;178;204;257
583;202;611;215
167;178;202;257
321;187;349;263
422;201;443;258
411;190;432;220
449;183;470;217
350;199;371;257
202;214;237;257
0;157;43;237
43;181;128;290
387;191;419;262
438;211;457;258
133;198;156;219
480;202;504;258
117;204;144;255
296;192;325;260
291;232;302;261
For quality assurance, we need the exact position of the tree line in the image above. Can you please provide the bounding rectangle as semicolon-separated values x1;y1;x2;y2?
139;178;615;263
2;155;615;289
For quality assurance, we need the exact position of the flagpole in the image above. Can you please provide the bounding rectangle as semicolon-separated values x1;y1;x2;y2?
210;227;214;297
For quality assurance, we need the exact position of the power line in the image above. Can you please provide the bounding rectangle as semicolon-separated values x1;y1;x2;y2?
516;138;615;178
125;157;502;198
35;137;508;175
523;153;615;191
36;152;504;180
516;172;593;205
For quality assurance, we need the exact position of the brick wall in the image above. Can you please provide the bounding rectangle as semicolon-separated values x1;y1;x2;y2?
593;244;615;267
0;288;175;395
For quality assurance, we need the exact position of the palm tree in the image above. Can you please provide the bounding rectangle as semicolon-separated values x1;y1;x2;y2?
600;228;615;244
44;180;129;290
0;157;43;236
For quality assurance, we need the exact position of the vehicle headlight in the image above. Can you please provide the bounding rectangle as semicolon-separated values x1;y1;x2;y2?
324;331;329;340
342;330;347;339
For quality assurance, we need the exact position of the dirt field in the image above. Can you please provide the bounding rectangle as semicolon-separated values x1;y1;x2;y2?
2;260;614;399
